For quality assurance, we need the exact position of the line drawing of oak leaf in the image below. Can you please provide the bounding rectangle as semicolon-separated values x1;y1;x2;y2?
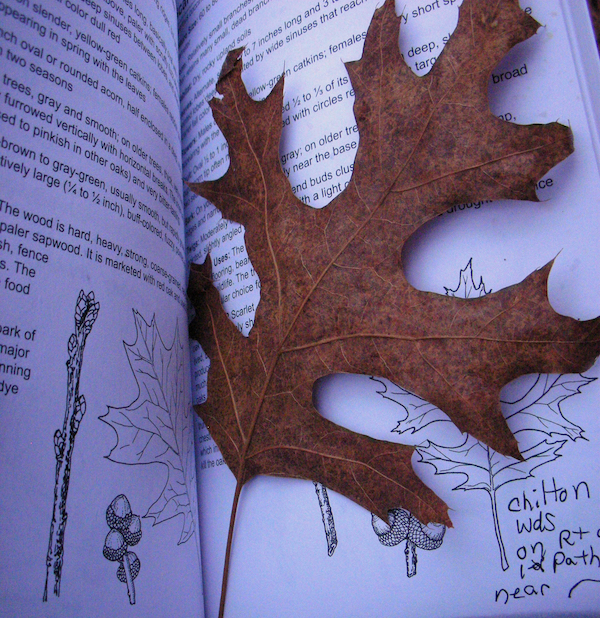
101;311;196;545
374;261;595;570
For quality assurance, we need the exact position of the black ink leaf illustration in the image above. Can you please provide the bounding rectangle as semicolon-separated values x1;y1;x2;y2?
103;494;143;605
376;371;592;572
443;257;491;298
44;291;100;602
375;260;593;571
101;312;195;544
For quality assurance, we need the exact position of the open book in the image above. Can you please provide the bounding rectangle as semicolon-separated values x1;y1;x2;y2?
1;0;600;616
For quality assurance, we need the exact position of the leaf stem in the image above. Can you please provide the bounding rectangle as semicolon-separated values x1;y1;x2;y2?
486;446;509;571
219;476;244;618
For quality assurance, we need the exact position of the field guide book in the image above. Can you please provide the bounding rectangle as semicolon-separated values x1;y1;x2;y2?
1;0;600;616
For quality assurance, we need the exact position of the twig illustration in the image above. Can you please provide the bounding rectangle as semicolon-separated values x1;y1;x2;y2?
101;311;196;544
103;495;143;604
43;291;100;601
313;481;338;556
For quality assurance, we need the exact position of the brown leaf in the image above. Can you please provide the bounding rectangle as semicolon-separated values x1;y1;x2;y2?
188;0;600;529
588;0;600;51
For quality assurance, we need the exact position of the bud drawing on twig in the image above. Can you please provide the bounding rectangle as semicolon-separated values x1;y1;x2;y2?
43;291;99;601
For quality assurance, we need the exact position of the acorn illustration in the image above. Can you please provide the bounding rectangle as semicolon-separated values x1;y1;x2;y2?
106;494;132;530
103;495;142;604
372;508;445;577
123;514;142;546
117;552;141;584
103;529;127;562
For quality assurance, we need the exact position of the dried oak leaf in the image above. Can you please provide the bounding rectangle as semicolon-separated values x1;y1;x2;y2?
188;0;600;526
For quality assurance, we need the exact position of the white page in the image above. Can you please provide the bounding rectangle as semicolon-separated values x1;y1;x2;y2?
179;0;600;616
0;0;202;615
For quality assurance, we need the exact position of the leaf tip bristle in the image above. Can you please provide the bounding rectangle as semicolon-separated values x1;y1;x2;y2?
498;435;525;462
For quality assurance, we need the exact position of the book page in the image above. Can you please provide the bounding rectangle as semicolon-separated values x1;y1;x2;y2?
179;0;600;616
0;0;202;616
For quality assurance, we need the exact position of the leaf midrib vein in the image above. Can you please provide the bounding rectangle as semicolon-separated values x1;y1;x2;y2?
226;81;283;337
280;333;599;353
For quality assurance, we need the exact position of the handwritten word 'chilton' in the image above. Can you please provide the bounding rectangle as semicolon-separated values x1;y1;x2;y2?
507;478;590;535
508;478;590;512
